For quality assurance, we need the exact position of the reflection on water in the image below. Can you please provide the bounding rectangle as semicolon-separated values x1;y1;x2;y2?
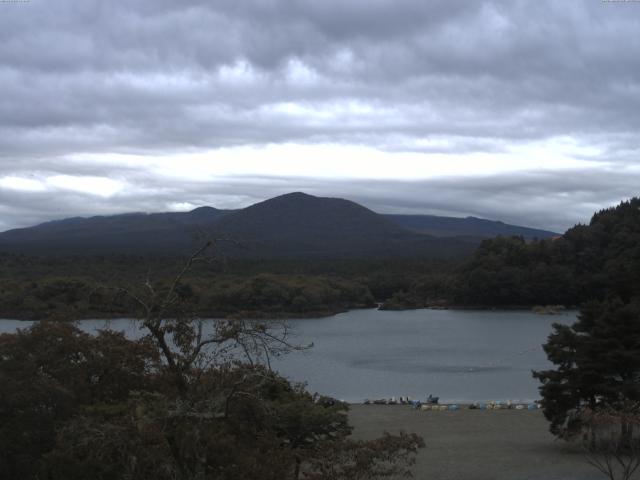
0;308;576;403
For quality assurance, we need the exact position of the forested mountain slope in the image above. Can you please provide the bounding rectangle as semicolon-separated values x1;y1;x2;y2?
452;197;640;306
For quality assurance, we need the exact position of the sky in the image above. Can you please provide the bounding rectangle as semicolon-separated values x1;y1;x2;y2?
1;0;639;233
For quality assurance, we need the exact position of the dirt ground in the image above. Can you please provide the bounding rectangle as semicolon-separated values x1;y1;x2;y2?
348;405;607;480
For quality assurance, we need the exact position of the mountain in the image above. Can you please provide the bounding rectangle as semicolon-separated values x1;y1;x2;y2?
384;214;557;239
0;192;554;258
208;192;471;258
0;207;232;255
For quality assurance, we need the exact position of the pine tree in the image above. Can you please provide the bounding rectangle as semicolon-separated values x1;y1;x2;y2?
534;297;640;437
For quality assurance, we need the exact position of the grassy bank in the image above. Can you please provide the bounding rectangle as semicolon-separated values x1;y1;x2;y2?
348;405;601;480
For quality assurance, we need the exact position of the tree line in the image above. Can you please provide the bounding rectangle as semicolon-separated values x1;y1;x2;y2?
388;198;640;309
0;253;455;319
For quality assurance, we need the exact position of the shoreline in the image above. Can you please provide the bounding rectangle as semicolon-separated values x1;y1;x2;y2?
0;308;351;322
352;401;542;409
0;304;579;322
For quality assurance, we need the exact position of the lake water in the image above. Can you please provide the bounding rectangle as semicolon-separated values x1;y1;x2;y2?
0;308;576;403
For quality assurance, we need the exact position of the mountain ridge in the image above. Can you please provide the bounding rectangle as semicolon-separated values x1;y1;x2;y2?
385;213;556;239
0;192;558;258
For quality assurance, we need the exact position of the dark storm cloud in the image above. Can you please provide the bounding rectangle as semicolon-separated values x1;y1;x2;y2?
0;0;639;231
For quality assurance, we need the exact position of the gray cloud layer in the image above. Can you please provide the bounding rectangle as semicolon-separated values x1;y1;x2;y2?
1;0;639;232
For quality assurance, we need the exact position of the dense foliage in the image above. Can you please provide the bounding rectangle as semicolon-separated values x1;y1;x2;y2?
0;272;376;320
0;253;455;319
530;198;640;439
453;198;640;307
534;298;640;437
0;322;159;479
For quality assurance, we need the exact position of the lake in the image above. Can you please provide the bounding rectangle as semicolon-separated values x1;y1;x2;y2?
0;308;576;403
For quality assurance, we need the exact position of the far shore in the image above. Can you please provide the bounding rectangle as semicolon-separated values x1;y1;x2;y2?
0;308;351;322
0;304;578;322
348;404;600;480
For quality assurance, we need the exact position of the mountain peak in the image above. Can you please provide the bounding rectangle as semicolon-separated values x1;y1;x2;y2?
278;191;315;199
263;192;319;205
188;206;219;215
208;190;419;258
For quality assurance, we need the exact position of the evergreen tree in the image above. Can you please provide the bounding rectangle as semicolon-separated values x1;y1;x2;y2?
534;297;640;437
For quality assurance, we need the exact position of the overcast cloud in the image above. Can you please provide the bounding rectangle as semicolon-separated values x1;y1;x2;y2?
1;0;639;233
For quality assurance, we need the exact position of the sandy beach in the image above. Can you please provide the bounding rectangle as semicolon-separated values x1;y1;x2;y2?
349;405;604;480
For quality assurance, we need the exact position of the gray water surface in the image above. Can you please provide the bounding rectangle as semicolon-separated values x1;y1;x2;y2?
1;308;576;403
273;309;576;403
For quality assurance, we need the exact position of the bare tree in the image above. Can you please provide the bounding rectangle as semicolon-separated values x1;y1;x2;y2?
581;403;640;480
112;240;308;394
